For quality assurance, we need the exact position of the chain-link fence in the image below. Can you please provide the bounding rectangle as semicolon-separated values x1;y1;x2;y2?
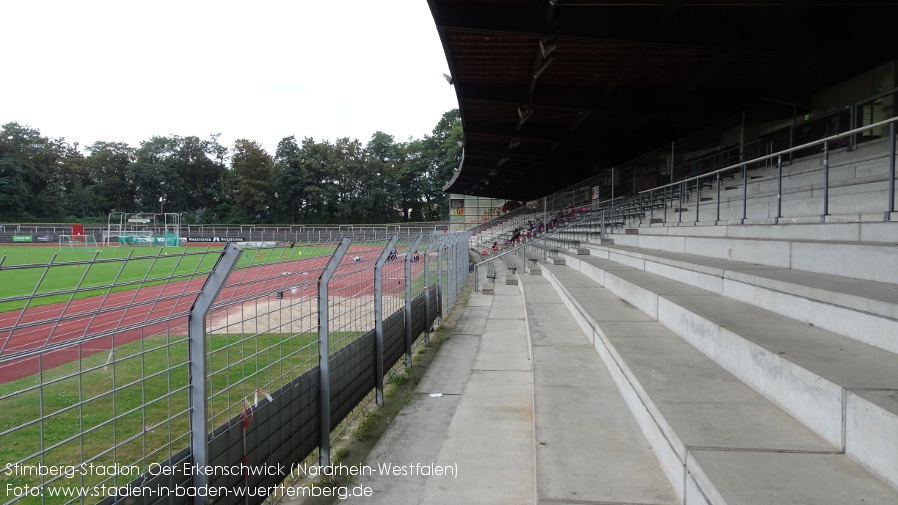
0;224;450;248
0;230;469;504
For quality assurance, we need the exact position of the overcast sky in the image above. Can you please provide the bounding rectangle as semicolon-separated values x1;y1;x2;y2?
0;1;460;153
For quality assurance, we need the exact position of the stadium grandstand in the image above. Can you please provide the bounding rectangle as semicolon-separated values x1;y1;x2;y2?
349;2;898;505
3;3;898;504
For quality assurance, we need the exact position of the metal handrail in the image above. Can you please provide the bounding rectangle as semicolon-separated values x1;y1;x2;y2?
641;115;898;195
472;210;597;290
467;90;898;234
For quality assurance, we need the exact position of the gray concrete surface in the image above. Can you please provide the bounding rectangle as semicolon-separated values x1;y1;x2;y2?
522;276;677;505
343;284;537;505
690;451;898;505
542;252;898;504
342;271;684;505
578;238;898;354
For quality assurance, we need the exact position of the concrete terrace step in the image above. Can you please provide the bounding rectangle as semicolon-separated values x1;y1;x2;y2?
623;221;898;243
575;240;898;354
539;264;898;505
341;274;680;505
606;231;898;285
520;276;677;505
547;253;898;495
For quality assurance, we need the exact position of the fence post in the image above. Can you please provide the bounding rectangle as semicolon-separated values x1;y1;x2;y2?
446;234;455;317
452;232;468;301
187;243;242;503
317;238;351;467
462;232;470;289
452;234;460;307
437;239;444;323
404;233;423;368
423;240;438;344
374;235;398;406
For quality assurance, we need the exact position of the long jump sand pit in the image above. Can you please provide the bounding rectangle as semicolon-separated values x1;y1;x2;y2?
208;295;406;335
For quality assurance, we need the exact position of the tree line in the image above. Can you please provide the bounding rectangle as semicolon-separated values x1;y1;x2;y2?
0;110;462;224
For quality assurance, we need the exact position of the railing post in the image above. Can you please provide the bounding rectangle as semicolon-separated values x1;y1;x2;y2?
887;122;896;220
661;186;673;225
650;191;655;223
187;244;242;505
695;177;701;224
678;182;683;224
822;140;830;222
474;257;479;292
715;172;721;223
849;104;857;151
317;238;351;467
776;154;783;223
789;103;796;165
423;240;438;344
374;235;398;406
405;234;423;368
741;163;748;224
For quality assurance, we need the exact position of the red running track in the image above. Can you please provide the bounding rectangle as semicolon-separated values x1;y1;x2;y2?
0;245;426;384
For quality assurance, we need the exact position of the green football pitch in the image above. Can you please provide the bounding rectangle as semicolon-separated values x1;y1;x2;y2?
0;244;339;312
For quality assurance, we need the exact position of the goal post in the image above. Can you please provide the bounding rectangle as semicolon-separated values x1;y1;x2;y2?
59;234;100;253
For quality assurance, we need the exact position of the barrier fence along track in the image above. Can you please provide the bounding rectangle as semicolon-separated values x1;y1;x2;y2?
0;224;450;248
0;231;469;505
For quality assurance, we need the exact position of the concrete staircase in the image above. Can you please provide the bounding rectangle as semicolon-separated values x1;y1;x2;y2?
535;219;898;504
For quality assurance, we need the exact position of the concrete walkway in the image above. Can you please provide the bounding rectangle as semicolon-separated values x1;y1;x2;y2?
345;276;676;505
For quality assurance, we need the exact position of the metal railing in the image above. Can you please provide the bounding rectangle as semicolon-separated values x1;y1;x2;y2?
473;211;600;291
0;230;469;504
473;114;898;284
468;88;898;235
640;116;898;224
0;224;451;248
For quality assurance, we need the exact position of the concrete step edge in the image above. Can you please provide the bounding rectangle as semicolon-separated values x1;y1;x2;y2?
591;234;898;285
540;262;898;504
553;252;898;494
580;242;898;353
